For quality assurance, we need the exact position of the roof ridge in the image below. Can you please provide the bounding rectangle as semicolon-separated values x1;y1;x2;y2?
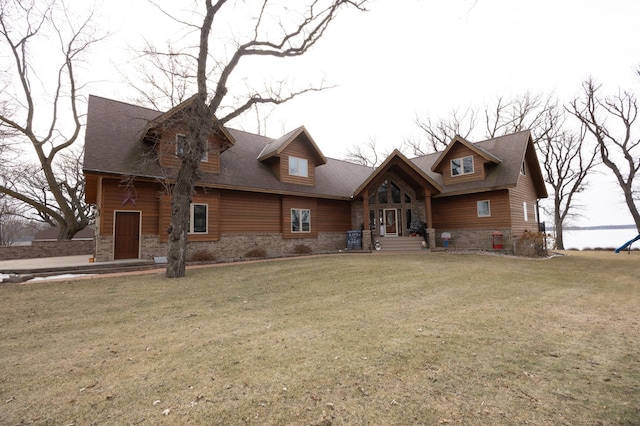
89;94;161;114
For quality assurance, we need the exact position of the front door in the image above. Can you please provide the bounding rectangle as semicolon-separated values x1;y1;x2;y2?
384;209;398;237
114;211;140;259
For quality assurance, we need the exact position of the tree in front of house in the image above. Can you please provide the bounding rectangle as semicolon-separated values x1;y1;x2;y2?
136;0;370;278
0;0;99;239
569;75;640;233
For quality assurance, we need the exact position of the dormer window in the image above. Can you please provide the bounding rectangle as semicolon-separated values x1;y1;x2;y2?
451;155;474;176
289;156;308;177
176;134;208;162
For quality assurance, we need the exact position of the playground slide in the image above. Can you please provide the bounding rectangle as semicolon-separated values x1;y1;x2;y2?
615;233;640;253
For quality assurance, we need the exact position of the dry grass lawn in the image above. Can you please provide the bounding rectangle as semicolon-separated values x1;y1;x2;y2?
1;251;639;425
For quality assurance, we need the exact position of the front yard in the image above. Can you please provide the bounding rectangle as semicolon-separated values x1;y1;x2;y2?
1;251;638;425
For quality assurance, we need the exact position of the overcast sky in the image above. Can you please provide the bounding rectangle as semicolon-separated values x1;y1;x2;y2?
86;0;640;227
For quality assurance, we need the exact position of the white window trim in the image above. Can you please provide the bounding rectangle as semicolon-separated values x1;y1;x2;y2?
521;161;526;175
523;202;528;222
291;208;311;233
451;155;474;176
289;156;308;177
477;200;491;217
176;134;208;162
189;203;208;234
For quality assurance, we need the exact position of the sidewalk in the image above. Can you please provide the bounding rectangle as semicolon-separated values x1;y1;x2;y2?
0;254;94;271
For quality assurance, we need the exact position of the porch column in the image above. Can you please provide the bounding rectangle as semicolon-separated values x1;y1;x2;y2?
424;192;436;249
424;193;433;229
363;196;370;230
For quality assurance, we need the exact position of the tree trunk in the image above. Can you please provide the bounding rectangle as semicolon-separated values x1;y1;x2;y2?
622;183;640;233
554;198;565;250
165;96;210;278
56;221;86;240
554;219;565;250
165;163;198;278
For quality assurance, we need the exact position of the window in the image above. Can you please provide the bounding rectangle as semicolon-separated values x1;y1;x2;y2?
391;182;401;203
377;180;388;204
176;134;208;161
451;155;474;176
291;208;310;233
523;202;528;222
189;203;208;233
477;200;491;217
289;156;308;177
521;161;526;175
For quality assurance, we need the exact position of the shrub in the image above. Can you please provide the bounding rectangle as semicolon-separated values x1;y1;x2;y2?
245;247;267;258
514;230;548;257
292;244;312;254
189;249;216;262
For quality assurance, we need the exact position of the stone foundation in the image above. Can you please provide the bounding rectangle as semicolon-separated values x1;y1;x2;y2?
434;228;512;252
95;232;351;262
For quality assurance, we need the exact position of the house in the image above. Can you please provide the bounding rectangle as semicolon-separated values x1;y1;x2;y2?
83;95;547;262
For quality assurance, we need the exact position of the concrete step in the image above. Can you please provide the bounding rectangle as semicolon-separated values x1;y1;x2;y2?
374;236;426;252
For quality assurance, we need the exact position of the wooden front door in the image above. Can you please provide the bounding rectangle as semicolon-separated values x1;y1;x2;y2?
384;209;398;237
114;211;140;259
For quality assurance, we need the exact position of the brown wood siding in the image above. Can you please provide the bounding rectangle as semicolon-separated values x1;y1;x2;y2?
219;190;281;233
157;126;221;174
440;145;487;186
100;178;161;236
432;190;511;230
282;196;318;238
316;199;352;233
278;141;316;186
158;190;220;242
85;174;99;204
508;172;540;237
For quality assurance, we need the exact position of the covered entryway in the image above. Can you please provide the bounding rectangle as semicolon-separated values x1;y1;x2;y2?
353;150;442;250
114;211;140;259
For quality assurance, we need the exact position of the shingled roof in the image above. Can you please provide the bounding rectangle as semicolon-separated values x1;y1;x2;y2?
411;131;547;198
83;95;372;199
83;95;547;201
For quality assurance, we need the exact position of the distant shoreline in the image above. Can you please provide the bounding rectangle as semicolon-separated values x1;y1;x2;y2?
563;225;637;231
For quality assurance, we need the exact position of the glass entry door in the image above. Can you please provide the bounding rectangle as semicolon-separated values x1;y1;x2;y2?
384;209;398;237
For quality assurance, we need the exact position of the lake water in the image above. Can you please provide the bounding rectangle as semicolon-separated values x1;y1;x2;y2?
560;228;639;250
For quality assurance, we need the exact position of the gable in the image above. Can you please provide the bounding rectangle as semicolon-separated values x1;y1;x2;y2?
258;126;327;165
431;135;502;186
354;150;442;199
258;127;328;186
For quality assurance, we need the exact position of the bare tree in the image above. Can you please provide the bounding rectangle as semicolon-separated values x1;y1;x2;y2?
569;77;640;232
127;41;196;110
142;0;369;278
344;137;402;167
537;106;598;249
410;93;598;247
0;0;100;239
409;106;478;155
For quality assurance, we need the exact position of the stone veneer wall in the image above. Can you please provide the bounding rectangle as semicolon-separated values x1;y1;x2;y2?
0;240;94;260
95;232;353;262
434;228;512;252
